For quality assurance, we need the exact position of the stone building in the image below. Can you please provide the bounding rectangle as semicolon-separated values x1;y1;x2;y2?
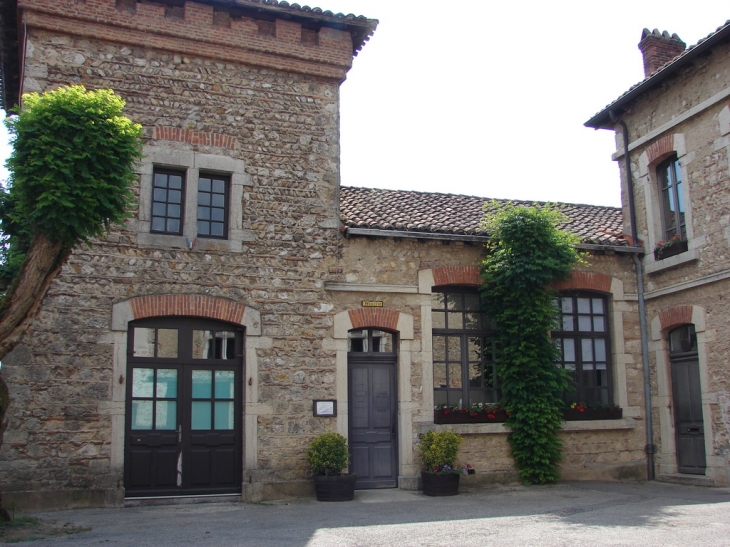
0;0;696;511
586;21;730;486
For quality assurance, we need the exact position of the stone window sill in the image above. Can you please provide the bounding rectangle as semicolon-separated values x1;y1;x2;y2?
644;247;698;274
136;232;250;252
418;418;635;436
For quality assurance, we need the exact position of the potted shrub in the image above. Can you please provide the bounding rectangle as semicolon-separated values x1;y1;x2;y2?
306;432;356;502
419;430;464;496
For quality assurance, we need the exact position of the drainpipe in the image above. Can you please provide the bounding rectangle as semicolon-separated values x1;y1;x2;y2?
609;111;655;481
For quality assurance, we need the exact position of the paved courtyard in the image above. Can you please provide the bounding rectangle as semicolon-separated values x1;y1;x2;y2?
16;481;730;546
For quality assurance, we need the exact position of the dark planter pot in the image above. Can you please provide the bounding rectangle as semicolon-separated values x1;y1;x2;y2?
654;240;688;260
562;407;623;421
421;471;460;496
434;410;508;424
313;474;357;502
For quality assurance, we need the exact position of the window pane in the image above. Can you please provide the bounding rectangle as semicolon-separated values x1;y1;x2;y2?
198;206;211;220
446;337;461;361
215;371;235;399
192;330;212;359
214;401;234;430
199;192;211;206
166;219;180;233
213;331;236;359
464;312;480;330
431;311;445;329
199;178;211;192
433;390;447;405
594;339;607;361
432;336;446;362
156;369;178;398
562;315;574;331
211;208;225;222
132;400;153;430
152;217;166;231
154;173;167;187
592;298;604;314
198;221;210;235
467;336;482;362
447;313;463;330
372;330;393;352
168;204;181;218
192;370;213;398
464;294;480;311
433;363;447;388
468;361;483;388
211;222;224;237
152;202;166;216
132;368;154;398
168;189;182;204
168;175;182;189
561;298;573;313
155;401;177;430
191;401;212;430
431;293;445;309
153;188;167;201
212;179;226;194
581;339;593;361
156;329;178;358
578;315;592;332
593;316;605;332
348;330;367;352
577;298;590;314
446;294;460;310
212;194;225;207
448;364;462;388
133;328;156;357
562;338;575;362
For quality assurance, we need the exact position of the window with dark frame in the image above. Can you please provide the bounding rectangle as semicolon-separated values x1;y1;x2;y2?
431;289;498;407
553;292;612;405
197;174;229;239
658;155;686;242
151;169;185;235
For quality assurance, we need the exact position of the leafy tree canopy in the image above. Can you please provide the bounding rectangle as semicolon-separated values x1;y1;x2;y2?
0;85;142;286
480;204;582;484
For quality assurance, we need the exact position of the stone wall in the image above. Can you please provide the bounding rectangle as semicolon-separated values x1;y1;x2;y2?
0;0;358;508
610;36;730;485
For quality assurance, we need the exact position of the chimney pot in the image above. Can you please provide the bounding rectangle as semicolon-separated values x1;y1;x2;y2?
638;28;686;78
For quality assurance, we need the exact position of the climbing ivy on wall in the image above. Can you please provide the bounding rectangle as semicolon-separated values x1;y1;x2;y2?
480;204;581;484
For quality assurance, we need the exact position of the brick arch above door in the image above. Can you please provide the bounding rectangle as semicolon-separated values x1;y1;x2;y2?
111;294;260;334
334;308;413;340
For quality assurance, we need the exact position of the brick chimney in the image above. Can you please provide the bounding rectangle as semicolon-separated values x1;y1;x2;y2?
638;28;686;78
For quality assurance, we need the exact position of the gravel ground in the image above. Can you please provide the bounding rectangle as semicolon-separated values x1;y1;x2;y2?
12;481;730;547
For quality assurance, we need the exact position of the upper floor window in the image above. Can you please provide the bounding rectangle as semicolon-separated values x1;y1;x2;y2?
432;289;498;407
553;292;612;405
197;174;229;239
658;155;685;241
151;169;185;235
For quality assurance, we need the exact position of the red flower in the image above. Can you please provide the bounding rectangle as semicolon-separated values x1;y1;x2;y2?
487;413;495;419
443;409;450;415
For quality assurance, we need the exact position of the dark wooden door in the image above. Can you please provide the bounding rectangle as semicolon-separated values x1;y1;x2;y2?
671;357;706;474
348;357;398;489
125;319;243;497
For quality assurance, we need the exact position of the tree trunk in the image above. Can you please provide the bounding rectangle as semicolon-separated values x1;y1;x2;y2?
0;233;71;521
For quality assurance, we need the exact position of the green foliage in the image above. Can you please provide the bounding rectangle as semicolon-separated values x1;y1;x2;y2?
1;85;142;285
419;430;462;472
480;204;581;485
306;432;350;476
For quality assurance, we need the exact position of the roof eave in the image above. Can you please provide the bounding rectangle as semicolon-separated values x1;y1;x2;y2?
585;22;730;130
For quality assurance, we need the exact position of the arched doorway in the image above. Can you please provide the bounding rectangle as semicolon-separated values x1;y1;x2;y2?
669;324;706;475
347;328;398;489
124;317;244;497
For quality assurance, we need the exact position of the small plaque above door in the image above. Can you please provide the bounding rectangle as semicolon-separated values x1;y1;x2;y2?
313;400;337;417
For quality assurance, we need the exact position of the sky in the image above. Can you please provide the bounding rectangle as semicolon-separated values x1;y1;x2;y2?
1;0;728;208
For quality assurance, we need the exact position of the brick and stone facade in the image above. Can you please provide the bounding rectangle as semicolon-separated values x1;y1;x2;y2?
587;21;730;486
0;0;656;510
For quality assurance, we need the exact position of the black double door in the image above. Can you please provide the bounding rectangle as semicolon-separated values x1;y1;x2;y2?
124;319;243;497
348;354;398;489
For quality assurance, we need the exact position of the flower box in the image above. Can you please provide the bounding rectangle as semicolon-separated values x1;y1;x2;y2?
434;409;508;424
654;239;688;260
562;407;622;421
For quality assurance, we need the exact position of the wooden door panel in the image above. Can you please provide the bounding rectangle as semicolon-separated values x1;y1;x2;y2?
672;358;706;474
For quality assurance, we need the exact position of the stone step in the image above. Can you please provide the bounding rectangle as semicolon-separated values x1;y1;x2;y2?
656;473;715;487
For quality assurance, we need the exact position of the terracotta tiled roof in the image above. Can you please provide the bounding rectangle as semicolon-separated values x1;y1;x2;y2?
340;187;628;247
586;19;730;128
